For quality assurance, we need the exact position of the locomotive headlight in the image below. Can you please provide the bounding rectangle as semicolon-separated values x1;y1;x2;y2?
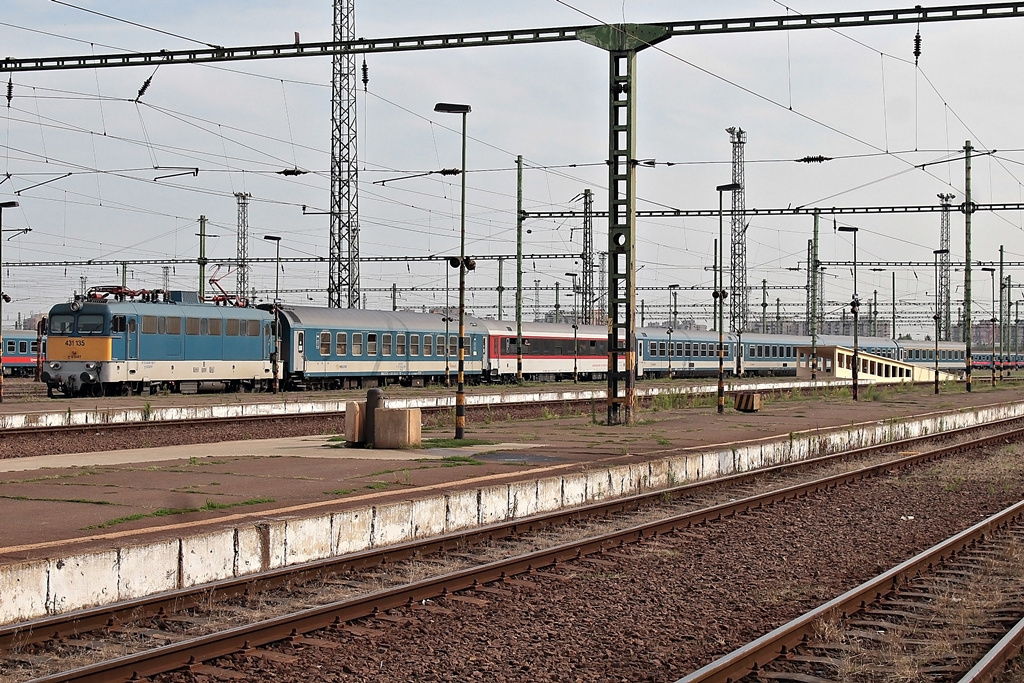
84;362;97;370
49;361;61;370
81;371;97;384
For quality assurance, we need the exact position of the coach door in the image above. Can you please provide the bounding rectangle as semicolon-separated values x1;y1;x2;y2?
293;330;306;372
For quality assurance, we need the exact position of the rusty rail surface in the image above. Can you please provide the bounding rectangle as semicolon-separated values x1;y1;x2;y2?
22;419;1024;682
677;501;1024;683
957;615;1024;682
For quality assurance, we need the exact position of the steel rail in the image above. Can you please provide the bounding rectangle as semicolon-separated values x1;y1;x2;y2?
957;615;1024;682
5;412;1023;653
22;418;1024;682
677;501;1024;683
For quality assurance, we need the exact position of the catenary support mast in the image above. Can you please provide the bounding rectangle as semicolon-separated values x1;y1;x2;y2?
727;127;748;332
330;0;360;308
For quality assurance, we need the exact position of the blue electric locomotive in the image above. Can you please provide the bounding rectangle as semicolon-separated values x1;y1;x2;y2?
43;290;275;396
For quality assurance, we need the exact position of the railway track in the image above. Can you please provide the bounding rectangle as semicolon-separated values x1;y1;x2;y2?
681;501;1024;683
6;415;1024;682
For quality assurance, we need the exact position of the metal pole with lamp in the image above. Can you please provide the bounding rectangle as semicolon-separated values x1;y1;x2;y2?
933;249;949;393
837;226;859;400
0;201;21;403
566;272;578;383
982;266;996;386
716;182;741;414
434;102;471;440
263;235;282;394
668;283;679;328
667;327;673;379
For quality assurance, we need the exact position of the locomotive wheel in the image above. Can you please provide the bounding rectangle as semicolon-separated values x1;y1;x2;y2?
120;384;131;396
90;383;103;397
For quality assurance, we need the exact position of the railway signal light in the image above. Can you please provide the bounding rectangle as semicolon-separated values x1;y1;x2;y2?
448;256;476;271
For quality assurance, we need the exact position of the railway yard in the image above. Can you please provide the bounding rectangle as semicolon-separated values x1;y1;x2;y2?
0;378;1021;681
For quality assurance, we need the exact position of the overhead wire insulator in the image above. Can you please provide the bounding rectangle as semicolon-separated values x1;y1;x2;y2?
361;58;369;92
913;31;922;65
135;75;153;102
6;76;11;108
795;155;832;163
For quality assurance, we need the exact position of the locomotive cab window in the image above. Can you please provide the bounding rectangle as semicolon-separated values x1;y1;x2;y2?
50;314;74;334
111;315;126;333
78;314;104;334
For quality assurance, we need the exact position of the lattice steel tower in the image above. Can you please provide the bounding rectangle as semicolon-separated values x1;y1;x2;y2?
235;192;250;302
938;193;954;340
726;127;748;331
330;0;360;308
582;189;595;324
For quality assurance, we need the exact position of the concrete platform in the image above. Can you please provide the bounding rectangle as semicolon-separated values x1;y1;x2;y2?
1;382;1022;623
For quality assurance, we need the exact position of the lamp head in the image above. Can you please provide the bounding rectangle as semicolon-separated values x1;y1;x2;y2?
434;102;471;114
715;182;742;192
0;201;19;209
263;235;281;242
837;226;858;233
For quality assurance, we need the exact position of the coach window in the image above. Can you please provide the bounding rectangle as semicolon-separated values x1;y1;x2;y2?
111;315;126;333
410;334;420;356
398;334;408;356
208;318;222;336
17;341;27;353
319;331;331;356
4;341;11;353
30;340;39;353
436;335;445;356
352;333;363;356
142;316;158;334
656;341;664;357
336;332;348;355
424;334;433;356
381;333;392;356
449;335;458;357
367;333;378;355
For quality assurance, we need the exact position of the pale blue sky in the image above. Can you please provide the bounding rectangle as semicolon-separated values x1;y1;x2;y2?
1;1;1022;333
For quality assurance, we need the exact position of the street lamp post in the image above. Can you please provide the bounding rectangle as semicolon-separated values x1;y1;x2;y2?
435;102;471;440
0;200;21;404
982;266;997;387
667;327;673;379
716;182;741;414
934;249;949;394
838;226;859;401
566;272;578;383
263;235;282;394
668;283;679;328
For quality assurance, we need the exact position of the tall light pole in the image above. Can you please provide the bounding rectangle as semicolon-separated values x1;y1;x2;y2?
982;266;997;387
0;201;21;404
668;283;679;328
838;226;859;401
566;272;579;383
263;235;282;394
716;183;741;415
435;102;471;440
667;327;673;379
934;249;949;394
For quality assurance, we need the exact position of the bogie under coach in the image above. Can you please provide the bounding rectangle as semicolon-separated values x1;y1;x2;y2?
43;290;276;397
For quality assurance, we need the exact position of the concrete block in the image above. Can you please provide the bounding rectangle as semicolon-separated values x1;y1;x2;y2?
374;408;421;449
509;480;539;518
181;528;235;587
263;518;288;569
345;401;365;444
332;507;372;555
665;456;688;486
685;454;703;482
585;469;611;501
0;559;49;623
562;475;588;507
372;501;413;547
718;449;735;476
119;540;180;600
48;550;119;614
286;515;333;565
701;451;720;479
445;489;480;532
536;477;563;513
648;459;670;490
411;497;446;538
479;484;510;525
607;465;635;497
235;524;268;576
